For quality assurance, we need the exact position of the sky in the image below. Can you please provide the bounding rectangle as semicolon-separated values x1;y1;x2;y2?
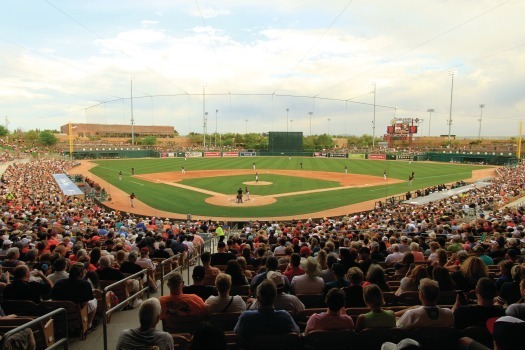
1;0;524;138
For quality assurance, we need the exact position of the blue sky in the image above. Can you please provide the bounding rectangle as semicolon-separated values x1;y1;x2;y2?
1;0;524;138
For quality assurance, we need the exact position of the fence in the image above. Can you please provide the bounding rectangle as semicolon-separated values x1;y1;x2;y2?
0;308;69;350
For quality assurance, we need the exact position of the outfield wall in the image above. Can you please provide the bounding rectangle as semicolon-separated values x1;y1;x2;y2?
65;149;517;165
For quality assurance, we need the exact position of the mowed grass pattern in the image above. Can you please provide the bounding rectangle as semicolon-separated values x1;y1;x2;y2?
87;157;489;218
180;174;340;195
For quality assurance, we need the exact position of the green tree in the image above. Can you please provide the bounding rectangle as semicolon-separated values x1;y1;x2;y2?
0;125;8;137
187;132;203;145
316;134;333;149
38;131;58;145
143;136;157;145
24;130;39;143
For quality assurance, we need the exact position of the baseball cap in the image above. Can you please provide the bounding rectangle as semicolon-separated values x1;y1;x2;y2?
381;338;420;350
487;316;525;349
267;271;285;289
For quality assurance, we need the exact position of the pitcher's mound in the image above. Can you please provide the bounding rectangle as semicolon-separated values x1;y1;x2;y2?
244;181;272;185
205;195;276;207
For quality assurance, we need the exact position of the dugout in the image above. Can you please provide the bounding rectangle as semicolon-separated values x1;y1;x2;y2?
268;132;303;153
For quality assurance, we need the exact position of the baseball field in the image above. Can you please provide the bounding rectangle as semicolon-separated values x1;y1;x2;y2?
80;156;494;221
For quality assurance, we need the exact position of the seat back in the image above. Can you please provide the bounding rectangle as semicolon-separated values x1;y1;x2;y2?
1;300;40;317
296;294;325;309
303;329;355;350
408;327;459;350
248;333;301;350
162;314;206;334
382;292;397;306
0;316;55;349
208;312;242;332
356;328;409;350
396;291;421;306
436;290;459;305
99;279;130;309
39;300;89;341
231;285;250;297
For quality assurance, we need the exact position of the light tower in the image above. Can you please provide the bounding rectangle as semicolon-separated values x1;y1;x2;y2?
427;109;434;136
478;104;485;140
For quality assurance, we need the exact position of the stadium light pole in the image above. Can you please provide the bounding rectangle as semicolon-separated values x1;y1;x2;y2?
427;109;434;136
478;104;485;140
447;70;455;145
309;112;313;136
286;108;289;132
204;112;208;148
245;119;248;134
203;85;206;148
130;77;135;145
215;109;218;147
327;118;331;135
372;82;376;148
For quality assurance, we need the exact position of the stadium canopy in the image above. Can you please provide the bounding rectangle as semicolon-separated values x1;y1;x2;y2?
53;174;84;198
402;181;493;206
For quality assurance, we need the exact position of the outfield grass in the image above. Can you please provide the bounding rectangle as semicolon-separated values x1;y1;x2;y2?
87;157;489;218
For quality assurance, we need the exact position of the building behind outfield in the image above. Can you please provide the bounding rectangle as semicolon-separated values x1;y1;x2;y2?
60;123;175;138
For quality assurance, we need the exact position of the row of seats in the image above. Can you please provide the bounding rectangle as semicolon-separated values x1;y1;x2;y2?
170;324;488;350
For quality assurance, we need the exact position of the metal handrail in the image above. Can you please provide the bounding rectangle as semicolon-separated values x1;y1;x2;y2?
184;236;215;283
102;269;150;350
0;308;69;350
157;253;181;295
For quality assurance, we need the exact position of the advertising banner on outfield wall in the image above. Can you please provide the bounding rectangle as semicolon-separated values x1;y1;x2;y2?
204;152;221;157
396;154;413;160
348;154;366;159
185;152;202;158
368;154;386;160
313;152;329;157
167;152;175;157
239;152;257;156
330;153;347;158
222;152;239;157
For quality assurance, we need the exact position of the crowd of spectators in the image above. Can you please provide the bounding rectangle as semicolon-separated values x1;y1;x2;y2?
0;155;525;349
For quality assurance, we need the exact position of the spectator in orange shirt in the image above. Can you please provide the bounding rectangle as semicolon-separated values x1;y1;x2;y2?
159;273;207;328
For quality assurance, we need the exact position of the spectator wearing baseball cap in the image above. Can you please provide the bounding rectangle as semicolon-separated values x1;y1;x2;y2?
249;270;304;316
